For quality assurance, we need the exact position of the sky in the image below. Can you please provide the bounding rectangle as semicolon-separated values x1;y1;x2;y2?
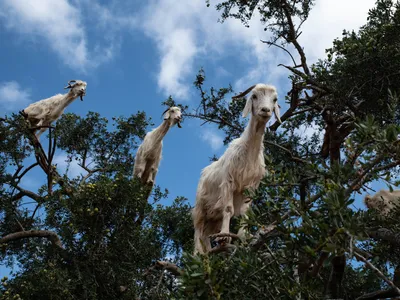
0;0;387;278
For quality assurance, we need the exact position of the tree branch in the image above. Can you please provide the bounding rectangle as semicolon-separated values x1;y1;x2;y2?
367;228;400;247
0;230;64;251
354;251;400;294
147;261;184;276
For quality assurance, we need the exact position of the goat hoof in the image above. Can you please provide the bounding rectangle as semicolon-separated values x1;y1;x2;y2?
215;236;232;245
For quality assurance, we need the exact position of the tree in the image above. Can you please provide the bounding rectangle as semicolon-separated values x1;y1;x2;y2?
0;112;193;299
1;0;400;299
173;0;400;299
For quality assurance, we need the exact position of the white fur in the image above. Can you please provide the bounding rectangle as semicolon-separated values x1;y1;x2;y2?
364;189;400;216
192;84;281;254
22;80;87;138
133;106;182;185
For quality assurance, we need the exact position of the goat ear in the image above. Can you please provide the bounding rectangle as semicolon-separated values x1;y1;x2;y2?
162;108;170;120
273;101;282;123
164;111;170;120
242;97;252;118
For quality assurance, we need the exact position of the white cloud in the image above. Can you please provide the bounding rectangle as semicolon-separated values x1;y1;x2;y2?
0;0;136;72
157;28;198;99
201;129;223;151
0;0;89;71
139;0;377;100
0;81;31;111
140;0;277;100
300;0;376;63
53;153;87;179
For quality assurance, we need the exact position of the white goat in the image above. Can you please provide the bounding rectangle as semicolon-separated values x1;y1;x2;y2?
192;84;281;254
21;80;87;138
364;189;400;217
133;106;182;186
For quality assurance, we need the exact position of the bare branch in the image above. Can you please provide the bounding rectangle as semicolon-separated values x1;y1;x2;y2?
354;251;400;294
265;141;309;164
261;39;297;66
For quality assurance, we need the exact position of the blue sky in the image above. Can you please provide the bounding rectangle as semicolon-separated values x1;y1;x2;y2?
0;0;387;278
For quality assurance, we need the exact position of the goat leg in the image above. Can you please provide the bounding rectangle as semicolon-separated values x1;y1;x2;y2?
215;183;234;245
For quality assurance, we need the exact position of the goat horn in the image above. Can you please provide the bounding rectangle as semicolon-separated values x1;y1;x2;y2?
232;85;256;100
161;107;170;118
64;80;77;89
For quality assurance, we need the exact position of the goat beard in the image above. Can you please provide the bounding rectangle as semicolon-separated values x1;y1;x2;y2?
79;91;86;101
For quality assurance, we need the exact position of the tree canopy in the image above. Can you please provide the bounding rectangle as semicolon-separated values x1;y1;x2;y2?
1;0;400;299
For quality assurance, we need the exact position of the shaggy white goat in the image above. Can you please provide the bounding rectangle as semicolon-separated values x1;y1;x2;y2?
364;189;400;216
192;84;281;254
133;106;182;185
21;80;87;138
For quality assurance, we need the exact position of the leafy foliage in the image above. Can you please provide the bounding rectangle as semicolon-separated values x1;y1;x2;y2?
1;0;400;299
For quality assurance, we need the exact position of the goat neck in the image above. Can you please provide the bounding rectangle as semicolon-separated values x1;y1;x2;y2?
62;90;80;107
151;119;173;144
241;114;267;152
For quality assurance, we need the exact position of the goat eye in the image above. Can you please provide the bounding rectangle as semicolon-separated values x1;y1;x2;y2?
273;98;277;102
252;95;257;99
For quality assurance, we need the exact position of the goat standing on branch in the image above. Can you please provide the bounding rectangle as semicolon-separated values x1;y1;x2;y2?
192;84;281;254
21;80;87;138
133;106;182;186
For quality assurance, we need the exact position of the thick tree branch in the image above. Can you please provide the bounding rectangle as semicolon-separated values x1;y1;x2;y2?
12;185;41;202
249;225;278;250
147;261;184;276
367;228;400;247
0;230;64;251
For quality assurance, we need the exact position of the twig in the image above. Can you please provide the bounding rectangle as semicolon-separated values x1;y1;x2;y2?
261;40;297;66
265;141;309;164
354;251;400;294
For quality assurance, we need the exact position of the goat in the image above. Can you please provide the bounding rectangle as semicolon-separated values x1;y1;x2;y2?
192;84;281;254
133;106;182;186
364;189;400;217
21;80;87;138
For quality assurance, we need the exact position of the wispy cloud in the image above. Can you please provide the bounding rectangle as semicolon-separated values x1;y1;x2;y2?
53;153;87;179
200;129;223;151
0;0;137;73
139;0;376;100
0;81;31;111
